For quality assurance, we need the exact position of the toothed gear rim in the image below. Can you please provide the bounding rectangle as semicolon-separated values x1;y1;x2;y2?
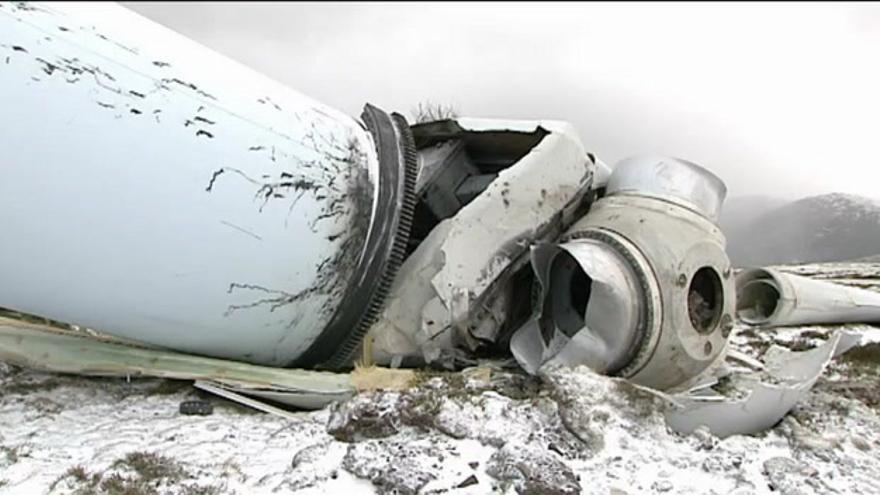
291;104;418;369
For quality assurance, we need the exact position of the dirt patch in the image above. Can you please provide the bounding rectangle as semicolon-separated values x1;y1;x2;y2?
822;343;880;410
49;452;223;495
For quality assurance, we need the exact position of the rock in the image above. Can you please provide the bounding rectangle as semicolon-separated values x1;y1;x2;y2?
431;398;476;440
456;474;479;488
341;438;443;495
326;391;403;442
291;442;331;469
0;362;18;380
540;365;669;455
652;480;673;492
851;436;871;452
284;442;339;492
762;456;822;494
701;453;744;473
690;426;719;451
178;400;213;416
485;443;580;495
781;417;841;453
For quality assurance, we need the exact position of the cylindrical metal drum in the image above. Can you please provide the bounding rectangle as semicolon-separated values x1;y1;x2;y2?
511;156;735;390
0;2;415;368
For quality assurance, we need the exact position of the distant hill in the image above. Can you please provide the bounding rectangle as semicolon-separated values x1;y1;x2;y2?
719;195;789;238
721;193;880;266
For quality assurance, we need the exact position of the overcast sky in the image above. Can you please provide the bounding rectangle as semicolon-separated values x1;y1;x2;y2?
123;2;880;200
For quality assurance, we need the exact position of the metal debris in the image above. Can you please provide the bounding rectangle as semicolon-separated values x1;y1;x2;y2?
665;331;862;438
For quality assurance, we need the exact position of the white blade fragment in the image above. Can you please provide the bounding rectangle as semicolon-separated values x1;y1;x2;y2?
737;267;880;327
194;380;305;419
0;317;355;409
666;331;861;438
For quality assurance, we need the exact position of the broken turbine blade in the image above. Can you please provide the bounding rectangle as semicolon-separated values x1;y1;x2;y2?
736;267;880;327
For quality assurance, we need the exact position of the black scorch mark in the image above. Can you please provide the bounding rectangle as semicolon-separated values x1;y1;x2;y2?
219;134;374;325
224;283;320;316
205;169;225;192
31;55;67;77
162;78;217;100
204;166;320;213
257;96;282;111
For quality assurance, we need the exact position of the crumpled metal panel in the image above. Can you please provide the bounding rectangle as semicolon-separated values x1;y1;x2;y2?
665;330;861;438
510;240;643;375
368;119;594;367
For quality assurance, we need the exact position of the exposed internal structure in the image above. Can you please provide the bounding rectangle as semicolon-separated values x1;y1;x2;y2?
688;266;724;333
545;251;592;339
407;120;550;252
737;279;781;324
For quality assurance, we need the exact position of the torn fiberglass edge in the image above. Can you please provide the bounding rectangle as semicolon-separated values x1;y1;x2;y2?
665;330;863;438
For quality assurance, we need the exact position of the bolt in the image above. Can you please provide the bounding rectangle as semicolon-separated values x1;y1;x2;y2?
677;274;688;287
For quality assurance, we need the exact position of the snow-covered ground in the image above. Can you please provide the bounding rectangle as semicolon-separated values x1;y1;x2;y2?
1;263;879;494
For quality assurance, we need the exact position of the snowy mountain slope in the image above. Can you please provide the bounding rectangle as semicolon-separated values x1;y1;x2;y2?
724;193;880;266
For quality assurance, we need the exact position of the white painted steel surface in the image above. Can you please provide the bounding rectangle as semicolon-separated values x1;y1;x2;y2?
0;2;383;365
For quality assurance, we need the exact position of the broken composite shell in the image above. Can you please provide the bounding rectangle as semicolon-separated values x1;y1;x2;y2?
368;118;595;367
0;3;416;367
511;157;736;390
736;268;880;327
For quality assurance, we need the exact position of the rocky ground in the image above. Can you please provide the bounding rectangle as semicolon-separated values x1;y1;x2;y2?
1;263;879;494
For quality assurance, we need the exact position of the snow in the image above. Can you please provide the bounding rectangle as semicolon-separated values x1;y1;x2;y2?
1;263;880;494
